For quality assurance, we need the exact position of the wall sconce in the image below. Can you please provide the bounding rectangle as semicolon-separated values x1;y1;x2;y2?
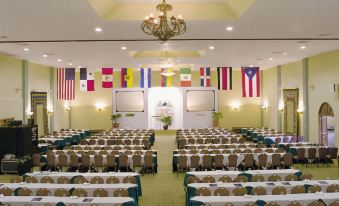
96;103;105;111
278;106;284;112
261;105;267;110
47;107;53;115
297;108;304;114
65;107;71;112
26;111;33;117
231;103;240;111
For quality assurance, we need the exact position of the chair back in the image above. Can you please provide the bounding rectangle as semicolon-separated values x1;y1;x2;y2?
106;176;120;184
57;176;70;184
251;186;266;195
308;184;321;193
40;176;54;183
73;175;88;184
267;174;281;182
90;176;104;184
36;188;51;196
72;188;88;197
300;173;313;180
0;187;13;196
81;154;91;167
272;186;287;195
202;155;212;168
201;175;215;183
187;175;201;184
252;174;264;182
291;185;305;194
327;184;339;192
17;187;32;196
214;187;229;196
195;187;211;196
308;201;326;206
113;188;129;197
93;188;108;197
228;154;238;168
119;154;129;167
122;176;136;184
285;174;298;181
232;187;247;196
25;176;38;183
233;175;248;182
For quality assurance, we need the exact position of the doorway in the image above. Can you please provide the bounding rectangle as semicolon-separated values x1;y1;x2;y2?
319;102;335;146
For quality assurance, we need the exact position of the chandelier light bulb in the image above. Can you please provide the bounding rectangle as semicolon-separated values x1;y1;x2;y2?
145;16;149;20
154;19;158;24
150;13;154;18
178;15;183;19
160;12;164;16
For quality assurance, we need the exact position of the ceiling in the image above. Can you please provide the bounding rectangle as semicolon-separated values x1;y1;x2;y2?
0;0;339;71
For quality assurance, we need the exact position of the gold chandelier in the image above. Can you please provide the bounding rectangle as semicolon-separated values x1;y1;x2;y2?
141;0;186;41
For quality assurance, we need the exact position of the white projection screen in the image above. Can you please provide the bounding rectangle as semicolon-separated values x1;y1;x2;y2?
187;90;215;112
116;91;144;112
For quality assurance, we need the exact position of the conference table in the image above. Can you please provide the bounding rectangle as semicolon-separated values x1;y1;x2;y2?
190;192;339;206
187;179;339;205
0;196;136;206
184;169;301;186
184;143;259;150
0;182;139;201
24;172;142;196
173;153;283;171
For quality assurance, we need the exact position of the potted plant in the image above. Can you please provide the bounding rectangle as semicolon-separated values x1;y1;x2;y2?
159;115;173;130
212;111;223;127
111;114;122;128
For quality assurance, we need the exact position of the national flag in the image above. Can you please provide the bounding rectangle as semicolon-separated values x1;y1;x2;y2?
140;68;151;88
241;67;260;97
161;68;173;87
121;68;134;88
80;68;95;92
102;68;113;88
217;67;232;90
180;68;191;87
200;67;211;87
57;68;75;100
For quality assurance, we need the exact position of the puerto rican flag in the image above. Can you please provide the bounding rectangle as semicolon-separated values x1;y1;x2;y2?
200;67;211;87
241;67;260;97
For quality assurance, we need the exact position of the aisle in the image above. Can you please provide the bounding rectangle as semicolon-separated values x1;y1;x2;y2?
139;131;186;206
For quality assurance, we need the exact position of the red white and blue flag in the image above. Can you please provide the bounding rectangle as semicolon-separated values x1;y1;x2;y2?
200;67;211;87
241;67;260;97
80;68;95;92
57;68;75;100
140;68;151;88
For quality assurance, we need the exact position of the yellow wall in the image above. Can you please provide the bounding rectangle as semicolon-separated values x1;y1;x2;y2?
262;67;278;130
308;50;339;147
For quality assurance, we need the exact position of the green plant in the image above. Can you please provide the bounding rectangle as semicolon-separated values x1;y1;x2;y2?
212;112;223;121
159;115;173;126
111;114;122;124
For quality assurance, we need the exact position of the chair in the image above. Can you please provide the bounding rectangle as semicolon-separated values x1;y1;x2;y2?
190;155;200;171
300;173;313;180
57;176;70;184
291;185;305;194
81;154;91;172
296;148;306;164
243;203;258;206
73;175;88;184
90;176;104;184
272;186;287;195
54;188;69;197
97;139;106;145
17;187;32;196
232;187;247;196
266;202;280;206
32;153;43;171
308;184;321;193
118;154;129;172
40;176;54;183
306;148;317;167
69;153;79;171
251;186;266;195
218;175;232;183
10;176;22;183
271;153;281;169
122;176;136;184
25;176;38;183
201;175;215;183
106;154;116;172
214;154;224;170
0;187;13;196
318;147;328;166
329;200;339;206
72;188;88;197
214;187;229;196
328;147;338;165
93;188;108;197
113;188;129;197
47;153;57;171
144;154;154;175
243;153;254;169
58;153;69;171
132;154;143;172
94;154;104;172
88;139;96;145
195;187;211;196
233;175;248;182
106;176;120;184
282;153;293;169
36;188;51;196
228;154;238;170
326;184;339;192
230;137;237;144
267;174;281;182
252;174;264;182
187;175;201;184
257;154;267;169
308;201;326;206
284;174;298;181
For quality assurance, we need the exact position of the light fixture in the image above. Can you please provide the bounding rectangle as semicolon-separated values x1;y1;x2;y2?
26;111;33;116
95;103;105;111
160;68;176;76
23;48;30;51
300;45;306;50
283;52;287;56
249;64;253;67
141;0;186;41
261;105;267;110
78;65;82;68
297;107;304;114
269;57;274;61
65;107;71;112
57;59;62;62
64;102;71;111
121;46;127;50
209;46;215;50
43;54;48;58
68;62;73;66
47;107;53;115
95;27;102;32
231;102;240;111
226;26;233;31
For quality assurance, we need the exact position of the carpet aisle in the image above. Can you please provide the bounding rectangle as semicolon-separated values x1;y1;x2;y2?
138;132;186;206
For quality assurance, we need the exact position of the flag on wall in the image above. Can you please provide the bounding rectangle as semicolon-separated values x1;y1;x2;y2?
161;68;173;87
57;68;75;100
102;68;113;88
140;68;151;88
180;68;191;87
200;67;211;87
241;67;260;97
80;68;95;92
217;67;232;90
121;68;134;88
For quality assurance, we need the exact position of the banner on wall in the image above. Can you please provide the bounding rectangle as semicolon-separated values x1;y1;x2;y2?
80;68;95;92
102;68;113;88
217;67;232;90
121;68;134;88
200;67;211;87
180;68;192;87
57;68;75;100
140;68;151;88
241;67;260;97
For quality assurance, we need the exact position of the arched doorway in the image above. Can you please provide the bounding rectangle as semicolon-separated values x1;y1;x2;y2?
319;102;335;146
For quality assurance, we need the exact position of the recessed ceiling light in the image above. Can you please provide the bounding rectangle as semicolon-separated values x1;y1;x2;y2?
121;46;127;50
78;65;82;68
68;62;73;66
300;45;306;50
23;48;29;51
43;54;48;58
95;27;102;32
226;26;233;31
269;57;274;61
209;46;215;50
249;64;253;67
283;52;287;55
57;59;62;62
